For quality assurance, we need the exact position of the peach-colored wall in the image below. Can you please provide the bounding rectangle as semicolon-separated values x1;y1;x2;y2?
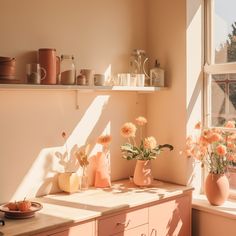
0;0;147;203
146;0;189;185
146;0;204;189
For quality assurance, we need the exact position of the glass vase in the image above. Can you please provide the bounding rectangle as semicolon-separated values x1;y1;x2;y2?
79;167;89;191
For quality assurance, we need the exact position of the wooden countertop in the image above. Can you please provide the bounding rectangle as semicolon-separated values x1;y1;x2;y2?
0;179;193;236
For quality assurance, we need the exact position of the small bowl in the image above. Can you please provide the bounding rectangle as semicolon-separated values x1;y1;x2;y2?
0;59;16;67
0;56;15;62
0;65;16;76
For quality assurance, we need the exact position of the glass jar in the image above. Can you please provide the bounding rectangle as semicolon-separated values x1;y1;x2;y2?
60;54;76;85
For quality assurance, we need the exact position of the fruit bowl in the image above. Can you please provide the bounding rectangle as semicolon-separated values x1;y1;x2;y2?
0;202;43;219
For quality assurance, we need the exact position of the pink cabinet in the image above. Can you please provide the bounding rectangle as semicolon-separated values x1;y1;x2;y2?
148;194;192;236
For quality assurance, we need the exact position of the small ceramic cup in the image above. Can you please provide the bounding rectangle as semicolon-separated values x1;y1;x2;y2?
80;69;94;86
94;74;105;86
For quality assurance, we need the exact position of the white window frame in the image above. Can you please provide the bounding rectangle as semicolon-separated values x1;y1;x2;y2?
204;0;236;127
204;0;236;197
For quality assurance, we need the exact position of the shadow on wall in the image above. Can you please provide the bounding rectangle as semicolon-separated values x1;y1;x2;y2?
5;90;141;201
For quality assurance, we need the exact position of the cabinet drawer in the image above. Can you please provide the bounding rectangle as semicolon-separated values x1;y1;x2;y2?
98;208;148;236
33;220;94;236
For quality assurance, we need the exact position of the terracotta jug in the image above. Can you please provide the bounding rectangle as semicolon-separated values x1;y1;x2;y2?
38;48;60;84
133;160;153;187
204;173;229;206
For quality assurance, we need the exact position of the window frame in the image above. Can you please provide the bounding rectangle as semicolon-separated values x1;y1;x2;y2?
204;0;236;196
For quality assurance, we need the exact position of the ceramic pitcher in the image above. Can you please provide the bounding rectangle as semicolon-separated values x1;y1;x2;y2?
38;48;60;84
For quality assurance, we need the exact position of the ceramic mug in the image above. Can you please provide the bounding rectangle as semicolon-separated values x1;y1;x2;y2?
80;69;94;86
94;74;105;86
26;63;46;84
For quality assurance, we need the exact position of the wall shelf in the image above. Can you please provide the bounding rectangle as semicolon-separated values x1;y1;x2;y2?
0;84;165;93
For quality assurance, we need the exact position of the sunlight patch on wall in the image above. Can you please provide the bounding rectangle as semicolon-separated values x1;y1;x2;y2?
10;95;111;200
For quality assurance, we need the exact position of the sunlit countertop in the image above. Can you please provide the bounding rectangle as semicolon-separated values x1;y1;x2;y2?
0;179;193;236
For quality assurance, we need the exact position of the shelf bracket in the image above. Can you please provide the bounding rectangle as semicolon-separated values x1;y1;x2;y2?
76;90;79;110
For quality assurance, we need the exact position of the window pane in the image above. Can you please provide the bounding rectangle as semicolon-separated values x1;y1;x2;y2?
211;81;226;114
229;73;236;80
229;82;236;113
211;116;226;127
214;0;236;63
212;74;227;81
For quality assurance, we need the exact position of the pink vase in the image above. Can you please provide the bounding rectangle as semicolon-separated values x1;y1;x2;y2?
205;173;229;206
133;160;153;187
94;152;111;188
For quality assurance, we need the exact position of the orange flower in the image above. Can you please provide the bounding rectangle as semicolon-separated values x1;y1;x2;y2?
227;154;235;161
135;116;147;126
194;122;201;129
143;136;157;150
216;144;227;156
120;122;137;138
208;133;222;143
97;135;112;146
224;120;235;128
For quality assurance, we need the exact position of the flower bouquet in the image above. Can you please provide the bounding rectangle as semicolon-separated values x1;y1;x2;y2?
120;116;173;161
120;116;173;186
186;121;236;205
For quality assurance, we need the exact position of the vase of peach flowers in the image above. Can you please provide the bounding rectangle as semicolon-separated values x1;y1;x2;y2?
120;116;173;187
186;121;236;205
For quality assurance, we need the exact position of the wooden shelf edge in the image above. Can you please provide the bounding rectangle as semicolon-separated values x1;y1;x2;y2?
0;84;166;93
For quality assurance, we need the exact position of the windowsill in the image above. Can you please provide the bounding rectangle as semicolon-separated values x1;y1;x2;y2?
192;194;236;219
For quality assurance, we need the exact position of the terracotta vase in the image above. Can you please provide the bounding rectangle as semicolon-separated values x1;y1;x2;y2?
204;173;229;206
133;160;153;187
58;172;79;193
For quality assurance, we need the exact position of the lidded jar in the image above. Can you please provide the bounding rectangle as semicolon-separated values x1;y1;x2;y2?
60;54;76;85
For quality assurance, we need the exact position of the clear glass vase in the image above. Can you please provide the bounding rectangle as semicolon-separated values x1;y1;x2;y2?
79;167;89;191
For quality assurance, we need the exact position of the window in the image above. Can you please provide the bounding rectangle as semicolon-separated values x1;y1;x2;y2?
205;0;236;192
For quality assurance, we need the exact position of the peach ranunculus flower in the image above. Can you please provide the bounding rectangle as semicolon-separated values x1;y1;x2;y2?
208;132;223;143
224;120;235;128
135;116;147;126
97;135;112;146
216;144;227;156
120;122;137;138
143;136;157;150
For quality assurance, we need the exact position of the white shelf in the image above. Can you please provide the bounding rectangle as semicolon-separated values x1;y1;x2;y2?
0;84;165;93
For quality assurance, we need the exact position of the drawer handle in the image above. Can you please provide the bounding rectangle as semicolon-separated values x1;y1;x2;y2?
150;228;157;236
0;219;5;226
116;219;130;228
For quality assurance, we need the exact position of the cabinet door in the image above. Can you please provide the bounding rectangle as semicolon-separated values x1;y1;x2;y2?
149;195;191;236
114;224;148;236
